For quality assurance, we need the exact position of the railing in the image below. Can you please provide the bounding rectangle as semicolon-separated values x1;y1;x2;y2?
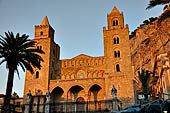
0;105;23;113
50;100;114;113
25;99;120;113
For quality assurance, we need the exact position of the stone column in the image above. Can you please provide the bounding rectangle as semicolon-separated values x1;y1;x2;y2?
45;90;51;113
64;93;67;113
24;90;32;113
73;93;78;112
84;93;88;113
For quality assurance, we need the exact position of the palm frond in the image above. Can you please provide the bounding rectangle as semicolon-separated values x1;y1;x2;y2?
18;62;26;72
24;48;45;54
16;69;20;80
0;59;6;65
21;60;34;74
146;0;170;9
0;31;44;74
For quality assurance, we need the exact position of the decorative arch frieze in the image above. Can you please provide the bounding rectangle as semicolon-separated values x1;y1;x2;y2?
61;57;104;68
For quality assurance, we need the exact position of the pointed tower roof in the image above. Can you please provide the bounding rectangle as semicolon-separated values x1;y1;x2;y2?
41;16;49;25
111;6;120;14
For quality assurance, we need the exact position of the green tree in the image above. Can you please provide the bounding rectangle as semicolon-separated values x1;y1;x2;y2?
138;69;152;100
0;32;44;112
146;0;170;23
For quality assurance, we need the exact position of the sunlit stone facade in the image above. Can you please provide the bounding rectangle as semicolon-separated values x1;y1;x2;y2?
24;6;135;108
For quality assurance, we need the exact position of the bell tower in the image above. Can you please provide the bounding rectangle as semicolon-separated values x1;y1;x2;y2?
103;6;134;105
24;16;60;96
34;16;55;40
107;6;124;30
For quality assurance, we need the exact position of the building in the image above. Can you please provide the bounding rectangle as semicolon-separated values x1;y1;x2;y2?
24;6;135;110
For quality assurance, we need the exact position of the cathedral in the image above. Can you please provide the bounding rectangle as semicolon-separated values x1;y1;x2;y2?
24;6;135;109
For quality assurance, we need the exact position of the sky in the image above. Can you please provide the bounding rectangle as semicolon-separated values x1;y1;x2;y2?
0;0;164;97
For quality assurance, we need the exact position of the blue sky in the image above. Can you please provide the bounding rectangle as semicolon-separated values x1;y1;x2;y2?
0;0;164;97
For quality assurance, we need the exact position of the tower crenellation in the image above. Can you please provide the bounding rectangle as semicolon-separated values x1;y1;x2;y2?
35;16;55;40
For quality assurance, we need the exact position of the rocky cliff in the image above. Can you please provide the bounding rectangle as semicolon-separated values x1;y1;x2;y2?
130;9;170;96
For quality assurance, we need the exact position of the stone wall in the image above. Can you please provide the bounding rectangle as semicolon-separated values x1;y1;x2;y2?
60;54;104;80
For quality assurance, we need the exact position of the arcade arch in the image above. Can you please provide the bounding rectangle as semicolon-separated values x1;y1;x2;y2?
51;87;65;102
88;84;104;111
67;85;85;102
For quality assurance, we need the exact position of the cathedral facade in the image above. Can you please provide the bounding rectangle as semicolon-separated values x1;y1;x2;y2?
24;6;135;108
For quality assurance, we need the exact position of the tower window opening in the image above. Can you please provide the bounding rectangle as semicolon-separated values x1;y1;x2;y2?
37;46;39;50
113;21;116;26
40;31;43;36
117;37;119;44
117;51;120;57
116;64;120;72
40;46;42;50
113;20;118;26
114;51;117;58
37;46;42;50
113;37;119;44
36;71;39;78
114;38;116;44
116;20;118;25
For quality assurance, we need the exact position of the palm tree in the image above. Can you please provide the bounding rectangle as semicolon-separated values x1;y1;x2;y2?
138;69;152;100
0;31;44;112
146;0;170;23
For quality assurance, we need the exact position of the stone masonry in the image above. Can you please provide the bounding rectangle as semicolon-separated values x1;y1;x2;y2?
24;6;135;109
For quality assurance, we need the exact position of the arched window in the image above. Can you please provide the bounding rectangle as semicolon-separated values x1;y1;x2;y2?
36;71;39;78
77;70;85;79
116;20;118;25
113;21;116;26
40;31;43;35
114;38;117;44
117;37;119;44
40;46;42;50
116;64;120;72
37;46;39;50
113;37;119;44
113;20;118;26
114;51;117;58
117;51;120;57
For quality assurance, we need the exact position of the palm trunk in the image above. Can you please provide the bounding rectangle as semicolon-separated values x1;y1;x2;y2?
143;86;148;101
4;65;15;113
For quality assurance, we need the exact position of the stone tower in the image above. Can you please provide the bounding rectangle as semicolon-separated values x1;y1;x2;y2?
103;6;134;103
24;16;60;96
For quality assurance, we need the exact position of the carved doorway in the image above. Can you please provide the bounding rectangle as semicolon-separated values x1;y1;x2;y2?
76;97;85;112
